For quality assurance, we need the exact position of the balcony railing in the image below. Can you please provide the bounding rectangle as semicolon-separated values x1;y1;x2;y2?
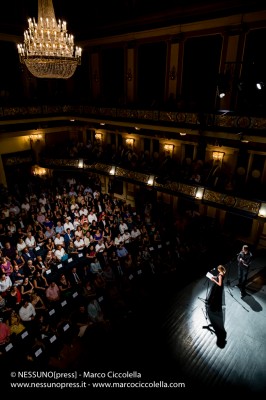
1;103;266;136
37;156;262;219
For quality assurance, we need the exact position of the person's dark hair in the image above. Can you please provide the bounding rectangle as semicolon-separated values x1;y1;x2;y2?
21;297;29;305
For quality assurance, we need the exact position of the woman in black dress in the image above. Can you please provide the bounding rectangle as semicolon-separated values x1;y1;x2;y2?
207;265;226;312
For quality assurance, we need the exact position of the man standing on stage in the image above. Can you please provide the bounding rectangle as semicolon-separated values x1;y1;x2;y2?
236;245;252;297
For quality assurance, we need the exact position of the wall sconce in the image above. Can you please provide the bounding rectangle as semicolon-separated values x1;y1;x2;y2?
240;133;249;143
212;151;224;161
32;166;47;176
109;166;116;176
126;138;134;148
126;69;133;81
164;144;174;155
29;133;42;142
147;175;155;186
195;187;204;200
169;66;177;80
218;91;226;99
95;133;102;141
258;203;266;218
217;71;231;98
78;159;84;169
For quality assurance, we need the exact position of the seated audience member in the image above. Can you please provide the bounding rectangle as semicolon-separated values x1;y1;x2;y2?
82;222;90;237
1;256;13;277
58;274;72;298
2;242;16;262
64;228;75;249
130;226;141;242
35;255;47;274
45;281;61;304
22;247;36;264
104;236;115;255
114;233;124;247
30;292;47;313
10;264;25;286
43;217;54;231
67;241;79;257
0;293;12;316
35;229;47;249
45;237;55;253
54;232;65;248
8;311;26;337
13;249;25;268
55;244;68;263
0;274;12;296
94;229;103;242
63;218;75;234
55;221;65;236
116;244;129;264
90;257;103;276
95;239;105;257
86;245;96;261
16;237;27;255
0;317;11;351
74;225;83;239
25;232;36;251
74;235;85;253
18;298;37;334
81;280;96;301
24;260;36;280
6;286;22;311
122;230;131;250
20;277;34;297
68;267;82;288
87;298;106;324
32;271;48;297
83;231;92;249
45;250;57;268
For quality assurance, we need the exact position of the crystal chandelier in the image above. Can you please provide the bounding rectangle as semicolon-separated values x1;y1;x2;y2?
17;0;82;79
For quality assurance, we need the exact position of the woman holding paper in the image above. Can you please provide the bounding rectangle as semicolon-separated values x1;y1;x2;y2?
207;265;226;311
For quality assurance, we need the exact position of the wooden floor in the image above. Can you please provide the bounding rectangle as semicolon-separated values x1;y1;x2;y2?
157;255;266;394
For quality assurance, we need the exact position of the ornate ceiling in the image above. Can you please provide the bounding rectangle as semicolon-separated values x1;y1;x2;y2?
0;0;265;42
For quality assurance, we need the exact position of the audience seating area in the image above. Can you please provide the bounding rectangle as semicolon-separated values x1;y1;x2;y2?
0;171;228;368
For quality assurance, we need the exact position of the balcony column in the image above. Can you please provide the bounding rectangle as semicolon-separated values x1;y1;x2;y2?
126;43;136;104
81;126;87;145
91;51;101;100
165;36;183;107
217;28;246;110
